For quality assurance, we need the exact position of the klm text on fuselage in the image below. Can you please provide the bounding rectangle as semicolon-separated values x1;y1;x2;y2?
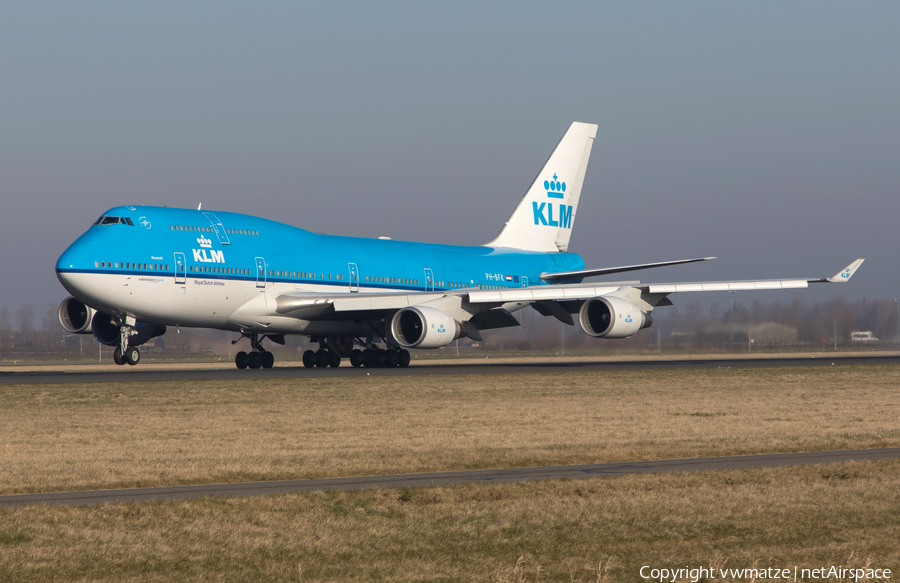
532;202;573;228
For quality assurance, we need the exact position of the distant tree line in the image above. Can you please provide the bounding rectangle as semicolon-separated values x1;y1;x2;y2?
478;296;900;353
1;296;897;359
0;304;207;359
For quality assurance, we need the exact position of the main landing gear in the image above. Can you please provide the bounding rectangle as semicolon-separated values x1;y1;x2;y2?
233;332;275;370
301;340;411;369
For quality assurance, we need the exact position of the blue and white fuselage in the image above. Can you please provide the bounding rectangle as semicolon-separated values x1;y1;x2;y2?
56;205;584;333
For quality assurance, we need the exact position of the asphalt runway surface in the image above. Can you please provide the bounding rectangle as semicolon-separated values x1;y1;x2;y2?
2;448;897;508
2;354;899;384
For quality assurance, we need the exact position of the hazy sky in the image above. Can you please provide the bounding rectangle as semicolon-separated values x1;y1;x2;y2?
2;1;898;314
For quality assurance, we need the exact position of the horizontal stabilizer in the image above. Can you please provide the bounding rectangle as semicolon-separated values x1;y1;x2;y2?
541;257;716;282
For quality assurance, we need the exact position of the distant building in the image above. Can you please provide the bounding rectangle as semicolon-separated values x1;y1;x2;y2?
851;331;878;342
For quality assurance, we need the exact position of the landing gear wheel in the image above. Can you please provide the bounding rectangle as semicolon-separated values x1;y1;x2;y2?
386;350;399;368
315;349;330;368
261;351;275;369
302;350;316;368
362;349;373;368
247;351;262;369
125;346;141;366
350;349;363;368
377;349;389;368
329;351;341;367
235;351;249;369
398;349;411;368
113;347;125;366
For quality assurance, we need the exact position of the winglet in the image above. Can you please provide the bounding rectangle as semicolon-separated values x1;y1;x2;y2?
826;258;865;283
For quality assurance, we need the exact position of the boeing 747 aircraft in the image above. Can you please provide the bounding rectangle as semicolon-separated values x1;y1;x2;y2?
56;122;864;369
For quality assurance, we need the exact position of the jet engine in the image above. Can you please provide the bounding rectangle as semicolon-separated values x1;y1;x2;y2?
90;312;167;347
578;296;652;339
390;306;460;349
58;297;96;334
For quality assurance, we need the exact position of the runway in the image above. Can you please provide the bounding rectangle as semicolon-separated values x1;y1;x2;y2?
2;448;897;508
2;354;899;384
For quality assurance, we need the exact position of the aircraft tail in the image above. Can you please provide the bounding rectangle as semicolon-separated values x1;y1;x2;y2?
487;121;597;252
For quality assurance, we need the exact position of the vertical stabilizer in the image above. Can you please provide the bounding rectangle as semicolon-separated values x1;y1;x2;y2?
487;122;597;252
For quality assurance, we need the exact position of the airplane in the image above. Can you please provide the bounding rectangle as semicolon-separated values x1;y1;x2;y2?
55;122;864;370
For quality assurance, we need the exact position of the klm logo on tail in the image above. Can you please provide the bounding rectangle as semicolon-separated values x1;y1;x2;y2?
533;173;573;228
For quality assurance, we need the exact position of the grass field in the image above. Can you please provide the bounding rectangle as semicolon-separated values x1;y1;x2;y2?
1;364;899;581
1;461;898;582
2;364;899;494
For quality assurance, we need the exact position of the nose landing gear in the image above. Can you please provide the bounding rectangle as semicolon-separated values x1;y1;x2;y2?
233;332;275;370
113;323;141;366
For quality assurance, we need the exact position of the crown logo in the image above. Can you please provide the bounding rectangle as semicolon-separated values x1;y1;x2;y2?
197;236;213;248
544;173;566;199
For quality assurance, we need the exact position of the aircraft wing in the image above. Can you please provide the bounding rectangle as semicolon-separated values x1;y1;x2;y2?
540;256;717;282
275;259;864;322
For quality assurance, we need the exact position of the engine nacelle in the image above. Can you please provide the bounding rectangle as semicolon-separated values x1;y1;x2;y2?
58;297;96;334
578;296;652;339
390;306;460;349
90;312;167;347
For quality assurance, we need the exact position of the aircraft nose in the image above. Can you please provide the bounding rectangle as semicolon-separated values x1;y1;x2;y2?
55;236;93;292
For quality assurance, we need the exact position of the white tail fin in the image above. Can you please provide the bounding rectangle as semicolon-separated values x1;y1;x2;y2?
487;121;597;252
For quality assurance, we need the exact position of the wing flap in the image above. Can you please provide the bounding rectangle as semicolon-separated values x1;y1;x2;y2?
647;279;809;294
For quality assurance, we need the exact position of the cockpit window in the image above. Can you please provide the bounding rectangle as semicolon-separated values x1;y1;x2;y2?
93;216;134;226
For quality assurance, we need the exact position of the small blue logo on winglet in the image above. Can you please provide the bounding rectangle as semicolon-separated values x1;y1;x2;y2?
840;268;851;279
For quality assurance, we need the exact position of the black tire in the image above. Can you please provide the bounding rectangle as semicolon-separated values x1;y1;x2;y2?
302;350;316;368
377;349;389;368
247;351;262;369
362;349;373;368
350;349;363;368
315;350;329;368
398;349;411;368
235;351;249;369
329;351;341;367
113;347;125;366
261;351;275;369
387;350;399;368
125;346;141;366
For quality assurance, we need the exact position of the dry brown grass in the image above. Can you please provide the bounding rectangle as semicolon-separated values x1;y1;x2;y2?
0;461;898;582
2;364;899;494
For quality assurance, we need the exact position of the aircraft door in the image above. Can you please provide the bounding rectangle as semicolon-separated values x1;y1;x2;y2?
521;276;528;288
424;268;434;292
255;257;267;288
348;263;359;292
203;212;230;245
174;252;186;284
